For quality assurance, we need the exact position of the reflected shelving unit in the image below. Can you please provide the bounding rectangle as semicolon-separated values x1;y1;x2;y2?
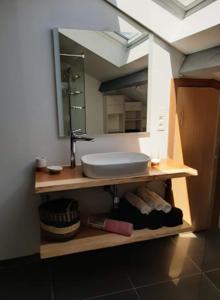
104;95;146;133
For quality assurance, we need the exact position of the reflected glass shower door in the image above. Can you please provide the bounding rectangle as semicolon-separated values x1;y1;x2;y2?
61;55;86;135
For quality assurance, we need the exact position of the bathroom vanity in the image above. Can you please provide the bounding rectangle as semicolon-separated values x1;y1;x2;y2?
35;159;197;259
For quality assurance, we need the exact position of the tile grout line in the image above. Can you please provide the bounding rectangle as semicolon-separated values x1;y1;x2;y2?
48;263;55;300
83;288;135;300
170;234;220;295
187;255;203;273
204;267;220;273
125;272;141;300
203;272;220;294
132;272;201;290
170;235;203;273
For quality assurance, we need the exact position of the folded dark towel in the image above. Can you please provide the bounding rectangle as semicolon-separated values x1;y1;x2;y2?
111;198;164;230
163;207;183;227
110;199;183;230
111;198;147;229
145;210;164;230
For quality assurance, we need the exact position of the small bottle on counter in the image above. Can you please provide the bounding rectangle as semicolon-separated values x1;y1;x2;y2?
36;157;47;171
151;158;160;166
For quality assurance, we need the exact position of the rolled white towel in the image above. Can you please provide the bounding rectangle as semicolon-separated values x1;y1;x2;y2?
137;186;172;213
125;192;152;215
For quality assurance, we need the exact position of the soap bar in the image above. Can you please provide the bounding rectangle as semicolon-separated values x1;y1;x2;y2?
105;219;133;236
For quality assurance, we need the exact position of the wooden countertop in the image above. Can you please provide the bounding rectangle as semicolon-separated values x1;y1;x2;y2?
35;159;198;194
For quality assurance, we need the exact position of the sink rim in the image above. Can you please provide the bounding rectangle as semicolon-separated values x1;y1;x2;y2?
81;151;150;167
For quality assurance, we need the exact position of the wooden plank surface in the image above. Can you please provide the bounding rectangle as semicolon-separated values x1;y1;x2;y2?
40;220;192;259
35;159;198;194
168;81;220;230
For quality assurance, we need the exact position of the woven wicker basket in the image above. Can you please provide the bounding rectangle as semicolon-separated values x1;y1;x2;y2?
39;198;80;241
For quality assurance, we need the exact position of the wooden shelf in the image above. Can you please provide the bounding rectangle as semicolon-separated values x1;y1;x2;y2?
40;220;192;259
35;159;198;194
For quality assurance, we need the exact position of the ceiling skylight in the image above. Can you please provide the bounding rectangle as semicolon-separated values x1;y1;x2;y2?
115;32;140;41
153;0;216;18
104;31;148;48
173;0;207;10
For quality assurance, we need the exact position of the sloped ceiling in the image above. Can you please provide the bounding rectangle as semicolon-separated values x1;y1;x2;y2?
105;0;220;54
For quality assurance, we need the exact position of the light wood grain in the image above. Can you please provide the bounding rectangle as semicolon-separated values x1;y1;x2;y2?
35;159;197;194
40;220;192;259
168;80;220;230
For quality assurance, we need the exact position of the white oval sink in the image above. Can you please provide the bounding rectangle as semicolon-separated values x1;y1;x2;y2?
81;152;150;178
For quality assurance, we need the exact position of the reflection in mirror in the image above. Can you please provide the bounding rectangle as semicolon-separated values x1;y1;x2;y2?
53;28;149;137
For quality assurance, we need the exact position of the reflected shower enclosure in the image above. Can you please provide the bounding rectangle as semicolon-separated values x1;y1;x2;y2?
53;29;86;136
61;54;86;136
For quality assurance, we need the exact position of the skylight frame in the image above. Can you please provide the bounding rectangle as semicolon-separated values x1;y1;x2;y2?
152;0;217;19
172;0;207;10
115;31;141;42
104;31;149;48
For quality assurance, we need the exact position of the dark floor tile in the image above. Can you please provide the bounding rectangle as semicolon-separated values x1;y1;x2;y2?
172;230;220;271
0;267;25;300
0;261;52;300
0;254;40;270
88;289;139;300
205;269;220;291
49;245;129;270
0;281;51;300
0;262;50;287
22;261;51;284
23;283;52;300
0;278;24;300
51;248;132;300
137;274;220;300
125;236;200;287
202;231;220;271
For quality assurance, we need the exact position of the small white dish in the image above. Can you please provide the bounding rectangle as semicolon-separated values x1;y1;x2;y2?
47;165;63;174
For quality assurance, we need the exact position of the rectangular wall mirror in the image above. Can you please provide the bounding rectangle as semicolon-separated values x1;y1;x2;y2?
53;28;149;137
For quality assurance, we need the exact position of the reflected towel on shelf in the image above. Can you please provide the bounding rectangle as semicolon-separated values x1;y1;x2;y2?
125;192;152;215
137;186;172;213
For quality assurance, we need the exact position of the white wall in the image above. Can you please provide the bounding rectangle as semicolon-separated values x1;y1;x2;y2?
0;0;184;260
147;34;185;157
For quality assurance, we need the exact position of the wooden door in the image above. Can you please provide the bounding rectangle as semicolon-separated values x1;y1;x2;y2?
173;87;220;230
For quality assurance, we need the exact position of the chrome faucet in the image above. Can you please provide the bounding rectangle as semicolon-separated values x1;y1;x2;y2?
70;129;94;168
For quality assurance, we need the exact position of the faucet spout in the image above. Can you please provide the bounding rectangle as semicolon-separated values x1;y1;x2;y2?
70;129;94;168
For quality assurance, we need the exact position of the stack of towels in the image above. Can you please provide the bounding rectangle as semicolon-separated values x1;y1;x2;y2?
111;186;183;230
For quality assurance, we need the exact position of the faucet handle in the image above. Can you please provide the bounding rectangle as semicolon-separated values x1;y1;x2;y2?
71;129;82;136
71;129;82;133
